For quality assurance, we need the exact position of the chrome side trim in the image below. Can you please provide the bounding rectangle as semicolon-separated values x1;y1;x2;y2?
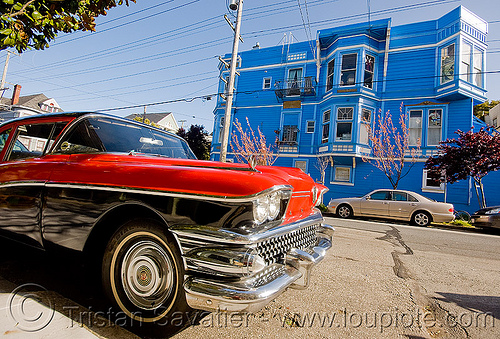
45;182;293;204
0;181;46;188
172;211;324;245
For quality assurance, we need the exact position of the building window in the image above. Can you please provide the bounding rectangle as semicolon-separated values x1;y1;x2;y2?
427;109;442;146
288;68;302;95
364;55;375;89
336;107;353;141
473;47;483;87
294;160;307;173
332;166;352;183
460;43;471;82
409;110;422;146
340;54;357;86
306;121;315;133
326;59;335;91
322;110;330;143
422;169;444;191
282;125;298;144
362;108;371;123
440;44;455;84
263;77;272;89
360;108;372;145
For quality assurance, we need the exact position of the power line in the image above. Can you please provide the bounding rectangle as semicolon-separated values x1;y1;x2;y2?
93;69;500;114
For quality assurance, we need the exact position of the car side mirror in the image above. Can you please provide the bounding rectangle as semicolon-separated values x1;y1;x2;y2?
365;196;371;200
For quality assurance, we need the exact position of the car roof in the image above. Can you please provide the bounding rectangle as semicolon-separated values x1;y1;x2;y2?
0;112;89;128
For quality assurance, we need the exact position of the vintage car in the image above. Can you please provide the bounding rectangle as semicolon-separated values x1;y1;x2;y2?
327;189;454;227
0;112;332;330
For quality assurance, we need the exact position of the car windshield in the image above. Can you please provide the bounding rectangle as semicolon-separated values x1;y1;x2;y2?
55;117;197;159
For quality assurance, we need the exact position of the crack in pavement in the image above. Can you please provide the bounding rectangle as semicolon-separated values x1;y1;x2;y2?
377;226;469;339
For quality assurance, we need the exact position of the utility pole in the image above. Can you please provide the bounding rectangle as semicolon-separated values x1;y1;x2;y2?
142;105;147;123
220;0;243;162
1;52;13;98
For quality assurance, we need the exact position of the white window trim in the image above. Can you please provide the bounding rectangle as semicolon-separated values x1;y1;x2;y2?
331;165;353;184
335;107;354;142
262;77;272;90
306;120;315;133
422;169;444;192
440;43;455;85
340;53;357;87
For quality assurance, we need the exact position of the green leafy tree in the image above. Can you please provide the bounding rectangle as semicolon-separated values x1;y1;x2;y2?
1;0;134;53
474;100;500;121
177;124;210;160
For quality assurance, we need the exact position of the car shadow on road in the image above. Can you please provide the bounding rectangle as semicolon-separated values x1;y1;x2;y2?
434;292;500;324
0;236;189;339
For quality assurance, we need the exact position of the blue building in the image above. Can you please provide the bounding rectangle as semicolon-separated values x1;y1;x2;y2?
211;6;497;213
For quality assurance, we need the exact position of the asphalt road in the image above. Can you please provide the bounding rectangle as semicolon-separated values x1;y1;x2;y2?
0;218;498;339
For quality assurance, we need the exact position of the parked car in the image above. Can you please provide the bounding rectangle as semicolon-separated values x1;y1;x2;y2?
0;112;333;331
470;206;500;229
327;189;454;227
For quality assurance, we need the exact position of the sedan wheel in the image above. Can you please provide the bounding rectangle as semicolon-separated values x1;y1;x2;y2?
412;212;431;227
102;219;190;333
337;205;353;219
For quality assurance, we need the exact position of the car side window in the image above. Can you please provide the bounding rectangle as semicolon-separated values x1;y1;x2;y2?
6;123;65;161
0;129;11;153
55;119;105;154
408;194;418;202
392;192;408;201
370;191;390;200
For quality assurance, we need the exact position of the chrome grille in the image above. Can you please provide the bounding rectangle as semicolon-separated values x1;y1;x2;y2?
255;224;318;265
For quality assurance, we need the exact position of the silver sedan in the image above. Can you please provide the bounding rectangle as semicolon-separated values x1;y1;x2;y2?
327;189;455;227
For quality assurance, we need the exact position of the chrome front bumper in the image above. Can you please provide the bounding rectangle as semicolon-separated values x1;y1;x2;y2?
174;215;334;313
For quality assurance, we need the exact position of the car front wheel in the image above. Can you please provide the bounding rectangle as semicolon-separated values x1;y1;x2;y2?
337;204;353;219
102;219;190;334
412;211;431;227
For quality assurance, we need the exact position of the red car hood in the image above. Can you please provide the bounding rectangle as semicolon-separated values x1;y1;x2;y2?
48;154;326;217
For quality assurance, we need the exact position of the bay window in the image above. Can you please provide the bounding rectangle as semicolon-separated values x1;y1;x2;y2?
364;55;375;89
336;107;353;141
409;110;422;146
440;44;455;84
473;47;483;87
327;59;335;91
322;110;330;143
340;54;357;86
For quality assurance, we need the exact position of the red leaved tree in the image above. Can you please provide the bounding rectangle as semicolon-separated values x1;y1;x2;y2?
425;128;500;208
231;117;278;166
362;103;421;189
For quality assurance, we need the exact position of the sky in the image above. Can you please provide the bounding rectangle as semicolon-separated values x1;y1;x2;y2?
1;0;498;132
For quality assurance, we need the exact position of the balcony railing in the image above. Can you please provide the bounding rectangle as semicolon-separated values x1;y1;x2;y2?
274;76;316;99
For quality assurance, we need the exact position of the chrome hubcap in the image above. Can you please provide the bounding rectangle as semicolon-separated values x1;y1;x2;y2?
121;240;174;310
415;214;429;226
339;207;350;218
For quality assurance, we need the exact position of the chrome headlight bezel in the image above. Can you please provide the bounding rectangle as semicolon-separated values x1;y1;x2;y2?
252;187;291;225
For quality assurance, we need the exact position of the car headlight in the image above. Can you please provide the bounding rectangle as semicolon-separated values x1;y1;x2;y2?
269;191;281;219
253;189;290;225
485;208;500;215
